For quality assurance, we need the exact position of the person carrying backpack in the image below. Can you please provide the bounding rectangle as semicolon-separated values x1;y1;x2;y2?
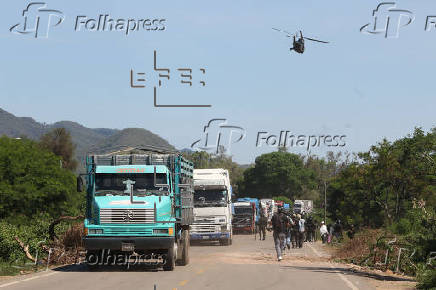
271;206;288;261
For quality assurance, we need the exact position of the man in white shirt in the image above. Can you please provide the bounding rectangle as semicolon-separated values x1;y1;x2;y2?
320;221;328;244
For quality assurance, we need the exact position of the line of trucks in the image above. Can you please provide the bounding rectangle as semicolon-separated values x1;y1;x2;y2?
78;147;312;271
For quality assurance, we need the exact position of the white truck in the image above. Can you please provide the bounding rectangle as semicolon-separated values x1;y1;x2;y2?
293;200;313;215
190;169;233;245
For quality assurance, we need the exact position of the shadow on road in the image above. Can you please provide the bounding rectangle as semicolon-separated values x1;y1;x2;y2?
190;241;221;247
52;263;163;273
280;265;415;282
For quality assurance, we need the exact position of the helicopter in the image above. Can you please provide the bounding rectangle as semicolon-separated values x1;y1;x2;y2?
272;28;329;54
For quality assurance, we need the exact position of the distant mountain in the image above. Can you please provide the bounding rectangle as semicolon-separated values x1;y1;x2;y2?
0;108;45;139
89;128;175;154
0;108;175;162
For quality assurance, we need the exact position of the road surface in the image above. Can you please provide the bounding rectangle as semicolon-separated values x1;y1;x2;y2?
0;233;413;290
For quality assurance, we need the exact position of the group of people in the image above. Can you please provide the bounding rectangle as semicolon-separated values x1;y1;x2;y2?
271;206;314;261
319;219;354;244
268;206;355;261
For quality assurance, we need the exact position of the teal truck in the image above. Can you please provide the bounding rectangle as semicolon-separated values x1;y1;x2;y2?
78;147;194;271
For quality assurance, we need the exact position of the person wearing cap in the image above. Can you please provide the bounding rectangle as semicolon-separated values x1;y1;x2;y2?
271;205;288;261
320;221;328;244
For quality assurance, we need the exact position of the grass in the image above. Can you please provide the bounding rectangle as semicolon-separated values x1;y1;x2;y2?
0;261;45;276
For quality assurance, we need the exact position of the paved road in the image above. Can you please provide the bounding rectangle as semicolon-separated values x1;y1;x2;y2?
0;233;377;290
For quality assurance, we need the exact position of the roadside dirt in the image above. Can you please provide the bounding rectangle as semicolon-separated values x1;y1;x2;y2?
192;235;417;290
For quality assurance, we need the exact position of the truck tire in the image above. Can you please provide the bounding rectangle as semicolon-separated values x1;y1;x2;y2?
220;236;231;246
163;243;176;271
177;230;190;266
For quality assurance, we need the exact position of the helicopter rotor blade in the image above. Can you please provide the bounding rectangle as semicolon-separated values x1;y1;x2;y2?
303;37;329;44
272;27;293;38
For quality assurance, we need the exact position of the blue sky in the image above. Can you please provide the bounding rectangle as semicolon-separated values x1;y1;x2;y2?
0;0;435;163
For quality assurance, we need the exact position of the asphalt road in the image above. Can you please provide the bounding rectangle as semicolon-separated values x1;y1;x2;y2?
0;233;382;290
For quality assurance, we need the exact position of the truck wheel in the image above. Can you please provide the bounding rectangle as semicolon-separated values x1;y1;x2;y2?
163;243;176;271
220;236;231;246
177;230;190;266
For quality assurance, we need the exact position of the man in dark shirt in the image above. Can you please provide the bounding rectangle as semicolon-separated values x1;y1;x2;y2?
271;206;288;261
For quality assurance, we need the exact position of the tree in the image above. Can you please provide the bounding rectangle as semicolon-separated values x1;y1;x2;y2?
40;128;78;171
240;151;317;200
0;136;81;220
327;127;436;227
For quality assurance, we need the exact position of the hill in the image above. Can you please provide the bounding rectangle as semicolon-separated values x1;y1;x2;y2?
0;108;175;161
89;128;175;154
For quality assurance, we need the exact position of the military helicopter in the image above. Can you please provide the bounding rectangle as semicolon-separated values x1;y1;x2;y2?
272;28;329;54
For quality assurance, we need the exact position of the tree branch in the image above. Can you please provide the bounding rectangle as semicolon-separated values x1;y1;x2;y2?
14;236;36;262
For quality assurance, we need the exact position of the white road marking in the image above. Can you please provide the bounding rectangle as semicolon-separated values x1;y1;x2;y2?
307;243;359;290
0;271;58;288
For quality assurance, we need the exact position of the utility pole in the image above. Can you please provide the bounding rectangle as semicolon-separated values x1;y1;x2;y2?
324;179;327;222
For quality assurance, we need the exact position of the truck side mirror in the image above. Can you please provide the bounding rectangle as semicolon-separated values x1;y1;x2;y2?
77;176;84;192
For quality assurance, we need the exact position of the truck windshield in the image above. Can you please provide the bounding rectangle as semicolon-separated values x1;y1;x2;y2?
234;207;252;215
194;189;227;207
95;173;168;196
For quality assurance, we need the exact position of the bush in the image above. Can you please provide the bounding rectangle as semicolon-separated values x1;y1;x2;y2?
0;214;50;263
417;266;436;289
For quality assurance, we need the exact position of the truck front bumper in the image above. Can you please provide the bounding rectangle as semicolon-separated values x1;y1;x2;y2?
233;225;253;232
83;236;175;251
190;232;230;241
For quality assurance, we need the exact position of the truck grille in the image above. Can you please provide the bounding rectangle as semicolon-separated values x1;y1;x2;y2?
99;208;154;224
190;224;220;233
103;227;152;235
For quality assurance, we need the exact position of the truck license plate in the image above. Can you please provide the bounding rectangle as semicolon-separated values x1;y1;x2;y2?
121;243;135;251
202;236;210;239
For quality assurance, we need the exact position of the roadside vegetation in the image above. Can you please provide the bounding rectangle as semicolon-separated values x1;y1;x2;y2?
0;126;434;287
0;130;84;276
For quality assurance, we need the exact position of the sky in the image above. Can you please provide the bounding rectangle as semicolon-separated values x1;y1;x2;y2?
0;0;435;164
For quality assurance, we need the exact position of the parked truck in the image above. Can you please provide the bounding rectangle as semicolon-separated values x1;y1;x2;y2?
232;201;256;234
190;169;233;246
293;200;313;215
236;197;259;225
80;147;194;271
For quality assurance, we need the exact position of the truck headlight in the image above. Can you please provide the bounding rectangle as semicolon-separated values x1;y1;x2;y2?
221;225;227;231
89;229;103;234
218;218;226;223
153;229;169;235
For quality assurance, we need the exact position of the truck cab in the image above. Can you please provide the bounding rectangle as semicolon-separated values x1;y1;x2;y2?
232;201;256;234
81;148;194;271
190;169;233;245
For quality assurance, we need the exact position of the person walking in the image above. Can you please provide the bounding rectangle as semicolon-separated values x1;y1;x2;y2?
291;214;300;248
258;208;268;240
271;205;288;261
298;214;305;248
320;221;328;244
333;219;343;242
285;213;294;250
